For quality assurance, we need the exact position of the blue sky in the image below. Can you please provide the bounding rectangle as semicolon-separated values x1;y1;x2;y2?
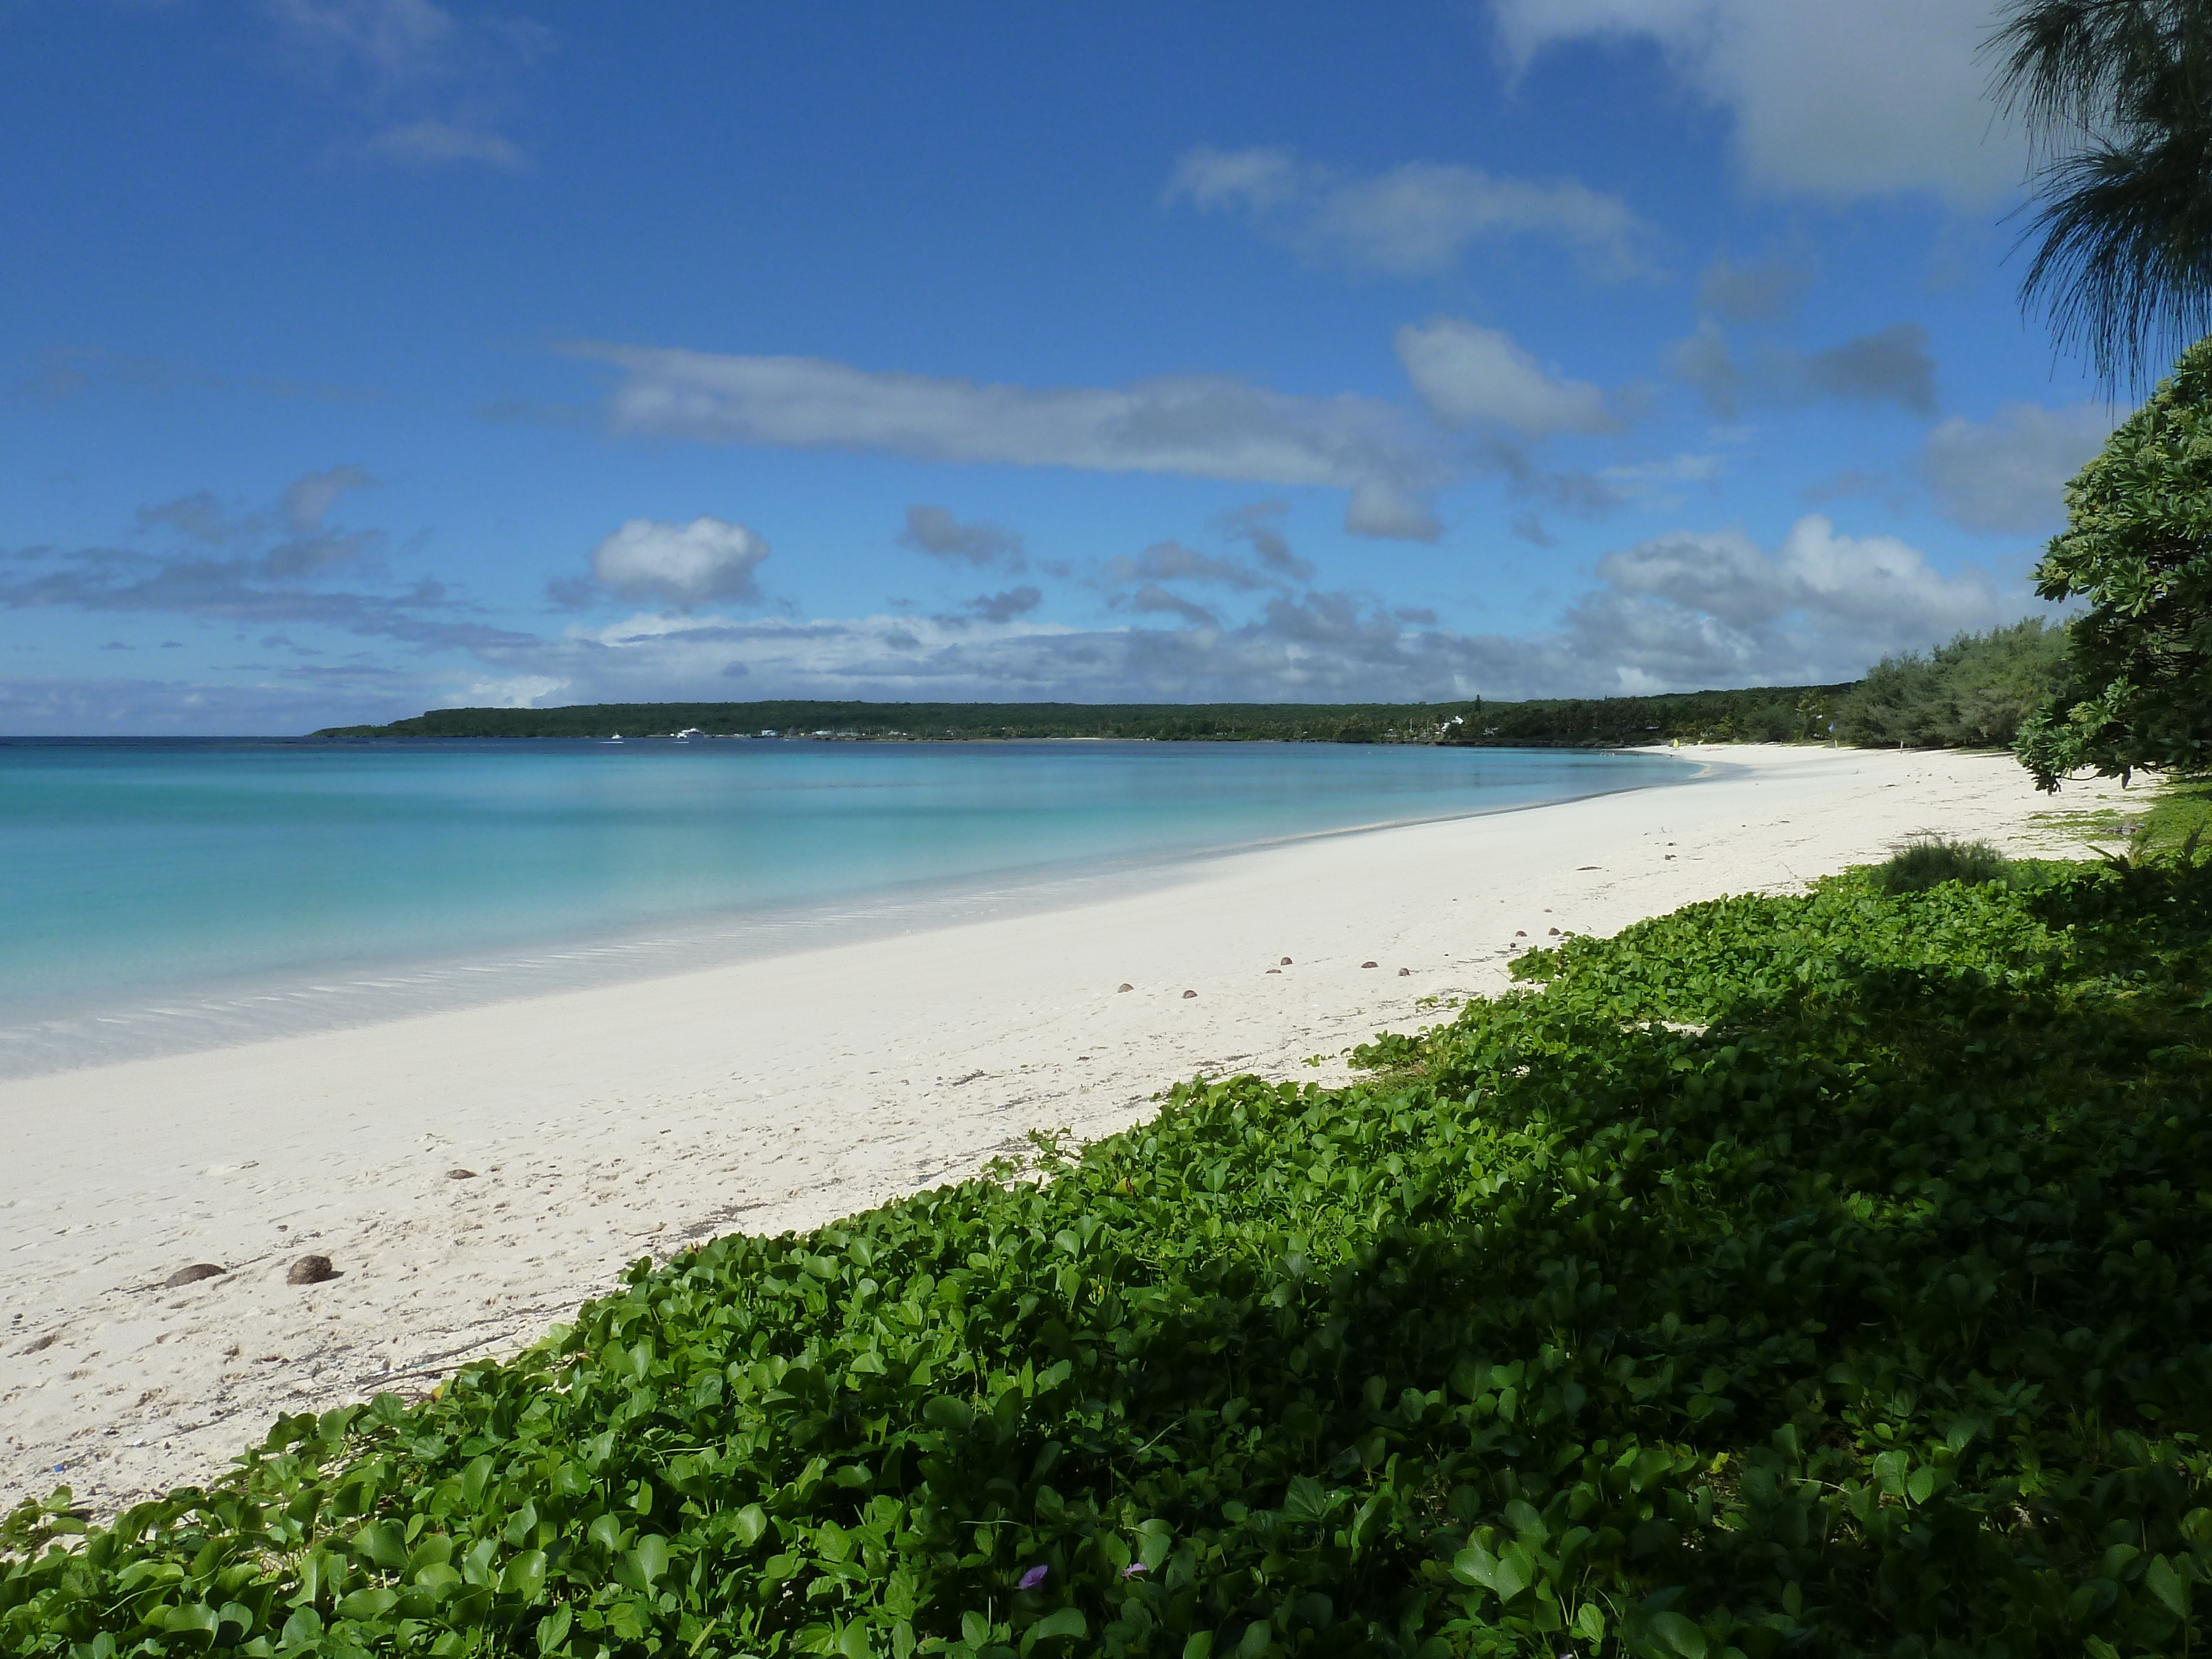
2;0;2117;732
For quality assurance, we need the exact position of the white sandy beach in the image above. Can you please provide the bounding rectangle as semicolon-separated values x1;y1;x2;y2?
0;744;2131;1511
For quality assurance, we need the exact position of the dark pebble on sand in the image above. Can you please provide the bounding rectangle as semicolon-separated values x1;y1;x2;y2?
1360;960;1378;968
1280;956;1292;965
447;1168;477;1180
1117;983;1133;992
164;1264;226;1288
1182;989;1197;999
1399;967;1411;975
286;1254;337;1286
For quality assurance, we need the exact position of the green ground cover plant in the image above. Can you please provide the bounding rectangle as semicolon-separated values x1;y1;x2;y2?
7;858;2212;1658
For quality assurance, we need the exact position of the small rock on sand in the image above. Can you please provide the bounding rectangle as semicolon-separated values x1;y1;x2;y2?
1181;989;1197;999
1280;957;1292;965
447;1168;477;1180
1360;960;1378;968
1514;930;1527;937
163;1264;226;1288
1116;983;1133;992
1265;968;1281;974
286;1255;336;1286
1398;967;1411;976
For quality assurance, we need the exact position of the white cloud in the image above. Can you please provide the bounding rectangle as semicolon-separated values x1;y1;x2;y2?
1493;0;2026;204
363;118;529;170
475;513;2020;707
576;343;1445;542
1165;144;1652;277
1580;514;2012;682
1395;319;1611;437
1919;401;2116;534
588;517;771;609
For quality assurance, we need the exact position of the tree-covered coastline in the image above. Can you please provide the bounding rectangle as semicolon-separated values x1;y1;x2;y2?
306;634;2075;753
308;685;1856;749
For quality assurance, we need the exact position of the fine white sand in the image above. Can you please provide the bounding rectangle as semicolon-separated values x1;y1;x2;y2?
0;744;2131;1511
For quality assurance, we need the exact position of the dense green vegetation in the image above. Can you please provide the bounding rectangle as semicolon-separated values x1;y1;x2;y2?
312;700;1471;744
2016;336;2212;790
9;847;2211;1657
1442;686;1845;749
309;685;1846;748
1833;621;2070;750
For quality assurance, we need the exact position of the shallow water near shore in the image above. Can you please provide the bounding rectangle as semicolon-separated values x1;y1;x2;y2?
0;737;1699;1075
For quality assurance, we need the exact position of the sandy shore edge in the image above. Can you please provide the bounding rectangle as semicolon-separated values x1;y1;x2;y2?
0;744;2128;1510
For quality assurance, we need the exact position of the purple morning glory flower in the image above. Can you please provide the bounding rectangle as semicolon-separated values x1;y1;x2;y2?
1018;1566;1048;1590
1121;1562;1149;1578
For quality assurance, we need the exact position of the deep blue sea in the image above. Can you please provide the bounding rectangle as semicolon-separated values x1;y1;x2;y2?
0;737;1699;1075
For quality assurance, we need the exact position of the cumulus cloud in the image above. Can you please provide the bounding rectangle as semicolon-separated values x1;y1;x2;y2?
585;517;771;609
575;343;1445;542
896;505;1026;570
1597;516;1993;633
494;511;2023;709
1164;144;1652;278
1668;320;1936;418
1493;0;2026;204
1919;402;2116;535
1396;319;1611;437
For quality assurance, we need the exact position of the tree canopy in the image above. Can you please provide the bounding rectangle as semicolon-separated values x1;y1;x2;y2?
1992;0;2212;392
2016;334;2212;786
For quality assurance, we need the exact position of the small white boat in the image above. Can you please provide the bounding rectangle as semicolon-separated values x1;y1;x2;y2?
606;733;624;744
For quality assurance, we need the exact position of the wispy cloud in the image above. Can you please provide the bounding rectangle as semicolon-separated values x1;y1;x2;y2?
572;342;1448;542
0;468;527;654
1164;145;1653;279
258;0;545;169
362;117;529;170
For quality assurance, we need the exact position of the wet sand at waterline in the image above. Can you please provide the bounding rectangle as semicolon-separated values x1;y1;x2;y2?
0;744;2129;1511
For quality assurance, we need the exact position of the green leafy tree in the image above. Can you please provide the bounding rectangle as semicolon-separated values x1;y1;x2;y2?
1991;0;2212;391
2016;336;2212;786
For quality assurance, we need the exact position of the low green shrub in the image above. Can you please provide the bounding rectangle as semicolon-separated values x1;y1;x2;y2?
1870;836;2014;894
6;863;2211;1658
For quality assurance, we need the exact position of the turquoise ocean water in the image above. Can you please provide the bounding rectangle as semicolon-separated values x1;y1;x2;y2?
0;738;1700;1076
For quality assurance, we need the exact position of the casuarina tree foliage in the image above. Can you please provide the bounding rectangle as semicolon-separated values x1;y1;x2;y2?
2016;335;2212;787
1992;0;2212;392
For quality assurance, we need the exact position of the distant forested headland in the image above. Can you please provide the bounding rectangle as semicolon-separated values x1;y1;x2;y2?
313;618;2070;749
